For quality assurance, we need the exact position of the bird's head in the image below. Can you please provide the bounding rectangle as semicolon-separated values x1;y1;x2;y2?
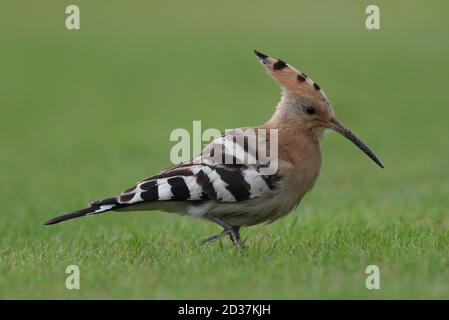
255;49;383;168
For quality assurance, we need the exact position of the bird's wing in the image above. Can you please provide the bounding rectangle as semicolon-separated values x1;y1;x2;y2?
117;128;280;206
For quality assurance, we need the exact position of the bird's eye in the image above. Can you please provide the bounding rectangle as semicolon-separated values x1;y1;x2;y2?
305;106;315;115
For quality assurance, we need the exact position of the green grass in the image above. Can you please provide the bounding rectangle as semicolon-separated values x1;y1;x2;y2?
1;0;449;299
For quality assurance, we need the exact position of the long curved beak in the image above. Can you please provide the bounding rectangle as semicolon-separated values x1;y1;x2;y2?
327;119;384;169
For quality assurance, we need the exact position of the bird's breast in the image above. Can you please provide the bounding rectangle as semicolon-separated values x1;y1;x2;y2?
271;136;322;216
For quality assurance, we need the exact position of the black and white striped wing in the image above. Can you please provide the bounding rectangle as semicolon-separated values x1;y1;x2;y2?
117;164;277;205
117;130;279;206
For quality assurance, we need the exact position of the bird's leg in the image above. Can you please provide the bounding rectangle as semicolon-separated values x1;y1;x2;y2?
201;215;243;248
229;226;242;248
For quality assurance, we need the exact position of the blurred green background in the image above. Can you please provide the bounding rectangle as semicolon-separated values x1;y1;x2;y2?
0;0;448;299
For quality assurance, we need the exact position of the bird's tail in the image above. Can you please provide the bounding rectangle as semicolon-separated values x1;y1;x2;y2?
44;197;126;225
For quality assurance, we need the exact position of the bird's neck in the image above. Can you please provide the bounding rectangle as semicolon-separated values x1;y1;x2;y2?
264;111;323;172
265;110;324;143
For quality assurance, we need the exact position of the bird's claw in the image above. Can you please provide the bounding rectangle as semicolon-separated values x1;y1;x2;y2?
201;216;244;249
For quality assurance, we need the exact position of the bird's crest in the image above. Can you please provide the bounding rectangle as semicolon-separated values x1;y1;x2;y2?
254;49;330;104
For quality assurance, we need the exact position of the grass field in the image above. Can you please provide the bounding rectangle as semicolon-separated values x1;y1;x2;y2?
1;0;449;299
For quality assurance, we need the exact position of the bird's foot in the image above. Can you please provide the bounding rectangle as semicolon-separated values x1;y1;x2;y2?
200;229;230;244
201;216;243;249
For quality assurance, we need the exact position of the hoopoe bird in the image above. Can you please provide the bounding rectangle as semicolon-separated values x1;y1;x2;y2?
45;50;383;248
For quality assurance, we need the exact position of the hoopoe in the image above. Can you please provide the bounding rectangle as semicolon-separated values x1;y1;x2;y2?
45;50;383;248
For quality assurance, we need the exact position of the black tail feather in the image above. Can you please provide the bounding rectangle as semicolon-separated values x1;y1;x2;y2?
44;197;125;225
